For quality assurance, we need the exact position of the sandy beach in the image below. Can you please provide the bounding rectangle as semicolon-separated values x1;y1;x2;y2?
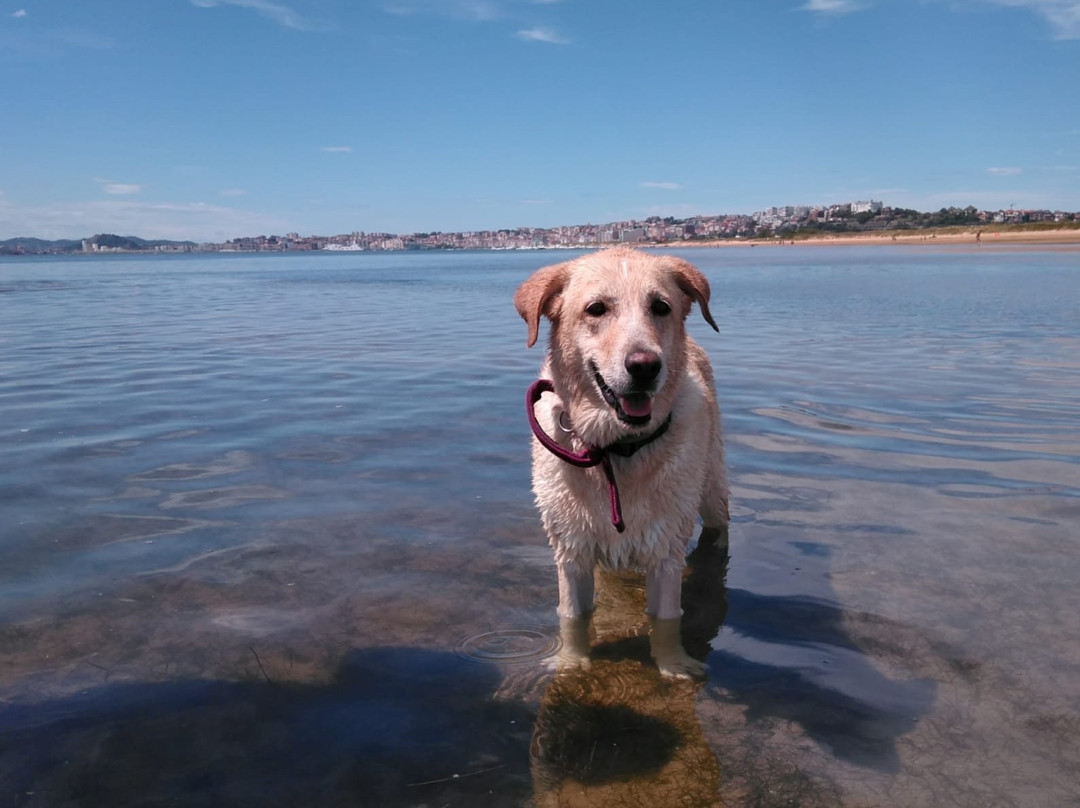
676;226;1080;249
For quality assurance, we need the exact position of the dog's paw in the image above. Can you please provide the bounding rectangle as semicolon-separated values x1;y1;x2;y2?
654;651;707;680
649;616;708;680
546;648;591;674
547;615;592;673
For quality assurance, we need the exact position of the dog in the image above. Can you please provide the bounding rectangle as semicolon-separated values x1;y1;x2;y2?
515;247;729;678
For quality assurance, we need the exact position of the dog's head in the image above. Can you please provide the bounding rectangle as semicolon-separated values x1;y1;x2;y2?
515;247;717;434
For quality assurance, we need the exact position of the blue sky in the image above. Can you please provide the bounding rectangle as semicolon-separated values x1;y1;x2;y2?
2;0;1079;241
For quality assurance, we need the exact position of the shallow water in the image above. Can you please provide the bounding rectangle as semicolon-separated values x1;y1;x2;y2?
1;247;1078;806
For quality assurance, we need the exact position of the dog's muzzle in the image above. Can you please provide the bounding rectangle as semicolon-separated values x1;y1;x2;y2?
591;358;659;426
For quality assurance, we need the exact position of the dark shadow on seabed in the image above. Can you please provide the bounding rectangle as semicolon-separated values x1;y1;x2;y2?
708;584;937;774
0;648;535;808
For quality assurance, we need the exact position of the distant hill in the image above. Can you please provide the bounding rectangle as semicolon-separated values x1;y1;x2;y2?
0;237;83;254
0;234;198;255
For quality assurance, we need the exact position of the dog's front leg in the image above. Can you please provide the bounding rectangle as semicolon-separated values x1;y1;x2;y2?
556;556;594;618
551;557;594;670
646;561;707;679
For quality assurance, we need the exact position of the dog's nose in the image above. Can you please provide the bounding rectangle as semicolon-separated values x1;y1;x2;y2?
625;350;662;383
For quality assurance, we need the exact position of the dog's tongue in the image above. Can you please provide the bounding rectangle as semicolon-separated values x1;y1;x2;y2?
619;394;653;419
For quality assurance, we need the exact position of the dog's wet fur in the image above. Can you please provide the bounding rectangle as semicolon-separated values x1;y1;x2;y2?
515;247;729;678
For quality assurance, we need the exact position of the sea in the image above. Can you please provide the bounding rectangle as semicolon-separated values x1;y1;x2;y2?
1;246;1078;807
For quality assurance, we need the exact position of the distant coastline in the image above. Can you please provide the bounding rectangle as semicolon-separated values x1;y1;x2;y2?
3;206;1079;256
5;225;1080;256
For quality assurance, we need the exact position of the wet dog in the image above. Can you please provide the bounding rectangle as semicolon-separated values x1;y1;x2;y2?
515;247;728;677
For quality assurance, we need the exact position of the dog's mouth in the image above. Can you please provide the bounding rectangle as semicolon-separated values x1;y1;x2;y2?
591;363;653;426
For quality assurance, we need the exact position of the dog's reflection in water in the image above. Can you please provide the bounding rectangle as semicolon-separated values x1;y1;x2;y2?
530;533;729;807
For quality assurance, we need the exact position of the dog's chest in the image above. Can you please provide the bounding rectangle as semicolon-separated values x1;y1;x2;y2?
533;423;704;562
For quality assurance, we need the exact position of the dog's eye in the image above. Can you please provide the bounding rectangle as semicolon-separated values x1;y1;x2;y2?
585;301;607;317
651;299;672;317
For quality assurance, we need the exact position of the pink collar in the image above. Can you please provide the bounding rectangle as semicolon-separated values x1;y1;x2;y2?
526;379;672;533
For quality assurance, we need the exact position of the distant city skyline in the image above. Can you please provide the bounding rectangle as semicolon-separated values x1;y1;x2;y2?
2;0;1079;242
7;199;1074;255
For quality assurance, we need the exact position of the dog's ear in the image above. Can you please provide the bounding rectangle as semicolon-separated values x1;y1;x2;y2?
666;257;719;333
514;261;570;348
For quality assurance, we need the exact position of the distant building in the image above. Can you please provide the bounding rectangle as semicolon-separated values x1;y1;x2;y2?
852;200;883;214
620;227;646;243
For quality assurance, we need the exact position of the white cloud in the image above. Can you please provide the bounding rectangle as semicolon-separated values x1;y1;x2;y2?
799;0;862;14
453;0;502;19
94;178;143;195
515;26;570;44
522;199;550;204
320;146;353;153
219;188;249;197
189;0;318;31
987;166;1023;176
978;0;1080;39
382;0;502;21
641;181;683;190
12;9;27;18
